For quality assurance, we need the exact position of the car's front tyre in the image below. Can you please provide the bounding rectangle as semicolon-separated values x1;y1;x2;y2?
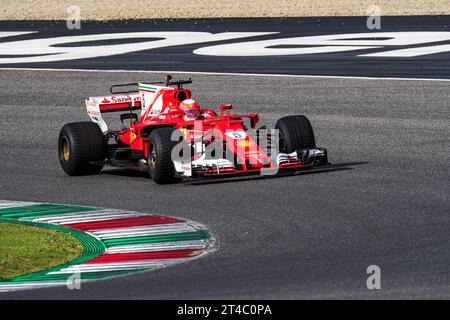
275;115;316;153
148;127;181;184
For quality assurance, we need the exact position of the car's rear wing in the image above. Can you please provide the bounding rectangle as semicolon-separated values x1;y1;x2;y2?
87;93;141;112
85;93;141;132
85;84;170;133
85;76;184;133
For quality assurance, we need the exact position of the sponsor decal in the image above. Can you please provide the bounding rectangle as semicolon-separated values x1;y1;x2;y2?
225;131;247;140
95;95;141;105
149;95;163;115
110;96;141;103
87;110;100;116
129;131;136;143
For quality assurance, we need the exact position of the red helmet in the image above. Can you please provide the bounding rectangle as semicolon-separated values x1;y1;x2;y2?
180;99;200;119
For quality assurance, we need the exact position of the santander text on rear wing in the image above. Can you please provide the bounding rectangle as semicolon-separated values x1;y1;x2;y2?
85;83;170;132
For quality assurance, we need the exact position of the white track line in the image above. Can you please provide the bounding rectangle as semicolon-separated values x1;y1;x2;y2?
0;201;36;209
29;210;128;222
31;211;142;224
105;240;210;254
0;282;66;292
0;67;449;82
47;260;185;274
91;223;198;239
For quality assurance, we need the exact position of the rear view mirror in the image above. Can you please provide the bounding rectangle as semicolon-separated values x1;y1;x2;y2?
250;113;260;129
220;104;233;116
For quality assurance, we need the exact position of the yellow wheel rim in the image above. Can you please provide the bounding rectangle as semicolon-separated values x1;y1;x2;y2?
62;137;70;162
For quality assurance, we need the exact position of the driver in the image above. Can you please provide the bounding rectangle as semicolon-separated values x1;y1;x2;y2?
180;99;217;120
180;99;201;120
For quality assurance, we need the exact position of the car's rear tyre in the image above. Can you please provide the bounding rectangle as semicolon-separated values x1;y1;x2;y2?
275;115;316;153
58;122;106;176
148;127;181;184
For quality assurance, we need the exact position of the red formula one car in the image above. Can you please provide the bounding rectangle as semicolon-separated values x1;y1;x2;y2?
58;75;328;184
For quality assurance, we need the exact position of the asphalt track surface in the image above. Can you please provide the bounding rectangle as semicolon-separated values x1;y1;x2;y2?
0;68;448;299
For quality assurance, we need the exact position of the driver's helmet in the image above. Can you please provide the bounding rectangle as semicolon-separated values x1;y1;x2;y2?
180;99;200;119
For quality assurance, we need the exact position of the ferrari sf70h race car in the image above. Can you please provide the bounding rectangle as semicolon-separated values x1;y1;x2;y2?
58;75;328;184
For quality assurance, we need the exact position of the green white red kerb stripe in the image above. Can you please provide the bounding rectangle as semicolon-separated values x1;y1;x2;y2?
0;200;217;292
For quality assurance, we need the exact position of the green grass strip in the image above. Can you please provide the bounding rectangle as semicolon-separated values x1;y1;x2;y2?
0;221;82;281
0;217;105;284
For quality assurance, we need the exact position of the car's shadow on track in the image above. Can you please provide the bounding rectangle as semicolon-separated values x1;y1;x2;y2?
183;161;368;186
100;168;150;178
100;162;368;185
